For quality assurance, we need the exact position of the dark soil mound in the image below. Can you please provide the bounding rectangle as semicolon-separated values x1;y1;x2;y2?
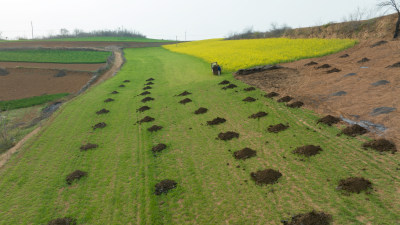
207;117;226;125
316;64;331;69
111;91;119;94
219;80;230;85
93;122;106;130
265;92;279;98
243;97;256;102
358;57;370;63
244;87;256;91
145;82;154;85
155;179;177;195
371;40;387;48
141;97;155;103
344;72;357;77
277;96;293;103
222;84;237;90
268;123;289;133
362;139;397;153
304;61;318;66
139;91;151;96
249;111;268;119
235;65;282;75
331;91;347;96
139;116;155;124
96;108;109;114
148;125;163;132
194;107;208;114
341;124;368;137
387;62;400;68
104;98;114;103
293;145;323;157
137;106;151;112
250;169;282;185
337;177;372;193
179;98;192;104
218;131;239;140
143;86;152;90
326;68;341;73
178;91;191;96
119;84;125;87
370;107;396;116
318;115;340;126
282;210;332;225
340;53;350;58
0;67;9;76
152;143;167;153
371;80;390;86
48;217;77;225
66;170;87;185
123;80;130;83
234;148;257;160
287;101;304;108
80;143;98;151
54;70;66;77
146;78;155;81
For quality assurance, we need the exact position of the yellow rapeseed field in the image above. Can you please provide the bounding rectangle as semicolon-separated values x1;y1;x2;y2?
163;38;357;71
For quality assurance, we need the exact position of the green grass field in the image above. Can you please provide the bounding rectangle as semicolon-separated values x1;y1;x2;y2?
39;37;173;42
0;93;69;111
0;49;111;64
0;47;398;224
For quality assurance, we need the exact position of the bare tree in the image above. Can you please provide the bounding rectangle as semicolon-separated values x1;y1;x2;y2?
378;0;400;38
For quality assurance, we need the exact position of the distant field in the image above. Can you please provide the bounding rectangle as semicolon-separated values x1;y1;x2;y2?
0;93;69;111
163;38;357;71
0;49;111;64
33;37;173;42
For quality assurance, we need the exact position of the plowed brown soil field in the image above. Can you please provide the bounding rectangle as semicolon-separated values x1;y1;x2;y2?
0;62;104;71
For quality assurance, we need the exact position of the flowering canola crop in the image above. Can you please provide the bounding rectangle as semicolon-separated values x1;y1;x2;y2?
163;38;357;71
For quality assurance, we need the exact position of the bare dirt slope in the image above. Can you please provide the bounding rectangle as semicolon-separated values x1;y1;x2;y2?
235;40;400;145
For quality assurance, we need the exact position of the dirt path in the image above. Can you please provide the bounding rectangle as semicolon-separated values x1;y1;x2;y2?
93;50;124;86
0;127;40;168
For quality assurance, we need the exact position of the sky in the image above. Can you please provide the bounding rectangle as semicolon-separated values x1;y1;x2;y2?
0;0;391;40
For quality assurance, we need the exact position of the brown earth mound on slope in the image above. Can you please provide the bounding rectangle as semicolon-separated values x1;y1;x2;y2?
93;122;106;130
177;91;191;96
287;101;304;108
337;177;372;193
139;116;155;124
137;106;151;112
277;96;293;103
219;80;230;85
194;107;208;114
96;109;109;114
152;144;167;153
179;98;192;104
244;87;256;91
268;124;289;133
80;143;98;151
234;148;257;160
218;131;239;140
282;210;332;225
48;217;77;225
155;179;177;195
104;98;114;103
66;170;87;185
146;78;155;81
243;97;256;102
207;117;226;125
141;97;154;103
318;115;341;126
265;92;279;98
250;169;282;185
148;125;163;132
341;124;368;137
293;145;323;157
362;139;397;153
222;84;237;90
249;111;268;119
139;91;151;96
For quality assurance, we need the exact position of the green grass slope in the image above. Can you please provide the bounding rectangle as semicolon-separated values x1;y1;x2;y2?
0;93;69;111
0;47;398;224
0;49;111;63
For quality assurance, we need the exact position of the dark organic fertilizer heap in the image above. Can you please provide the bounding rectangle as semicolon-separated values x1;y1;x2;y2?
194;107;208;114
145;82;154;85
222;84;237;90
293;145;323;157
139;91;151;96
104;98;115;103
66;170;87;185
287;101;304;108
139;116;155;124
96;108;110;115
370;40;387;48
282;210;332;225
243;97;256;102
119;84;125;87
249;111;268;119
244;87;256;92
316;64;331;69
0;67;9;76
143;86;152;90
304;61;318;66
148;125;163;132
93;122;106;130
265;92;279;98
48;217;77;225
146;78;155;81
111;91;119;94
326;68;341;73
387;62;400;68
341;124;368;137
268;123;289;133
277;96;293;103
234;148;257;160
318;115;340;126
137;106;151;112
218;131;239;140
80;143;98;151
250;169;282;185
177;91;192;96
141;97;155;103
123;80;130;83
179;98;192;104
207;117;226;125
340;53;350;58
152;143;167;153
155;179;177;195
337;177;372;193
362;139;397;153
219;80;230;85
358;57;370;63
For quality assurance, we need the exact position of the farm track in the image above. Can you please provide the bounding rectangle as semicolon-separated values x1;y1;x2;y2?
0;47;398;224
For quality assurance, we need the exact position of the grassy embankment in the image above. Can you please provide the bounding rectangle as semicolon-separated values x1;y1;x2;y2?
0;47;398;224
0;93;69;111
40;37;173;42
